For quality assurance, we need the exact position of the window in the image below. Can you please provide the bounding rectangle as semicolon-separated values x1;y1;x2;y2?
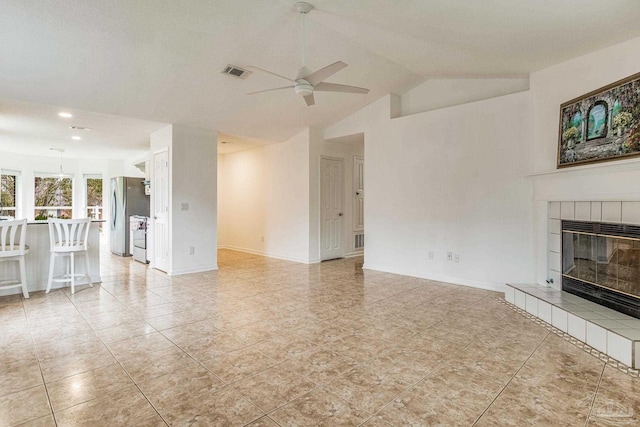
85;176;103;219
85;176;103;231
0;170;19;219
34;175;73;219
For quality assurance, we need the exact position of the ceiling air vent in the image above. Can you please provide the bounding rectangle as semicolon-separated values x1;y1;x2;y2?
221;65;251;79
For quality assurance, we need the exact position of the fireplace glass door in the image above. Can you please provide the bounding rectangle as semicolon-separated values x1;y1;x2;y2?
563;231;640;299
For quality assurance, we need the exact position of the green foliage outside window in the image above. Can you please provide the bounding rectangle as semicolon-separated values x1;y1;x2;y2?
34;177;73;219
0;174;17;217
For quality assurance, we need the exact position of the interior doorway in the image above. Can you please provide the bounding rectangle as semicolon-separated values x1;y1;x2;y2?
320;156;344;261
152;149;169;272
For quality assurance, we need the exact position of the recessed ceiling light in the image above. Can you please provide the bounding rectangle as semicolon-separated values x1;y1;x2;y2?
58;112;73;118
71;136;81;140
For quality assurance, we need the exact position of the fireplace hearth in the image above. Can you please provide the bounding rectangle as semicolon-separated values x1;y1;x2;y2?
562;220;640;319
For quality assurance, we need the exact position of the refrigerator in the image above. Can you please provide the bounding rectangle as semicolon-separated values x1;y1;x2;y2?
110;177;150;256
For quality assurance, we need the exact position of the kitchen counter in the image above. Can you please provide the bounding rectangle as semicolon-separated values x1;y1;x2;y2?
0;220;103;296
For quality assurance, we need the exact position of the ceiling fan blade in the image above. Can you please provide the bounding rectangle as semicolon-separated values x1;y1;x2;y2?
303;61;348;85
246;65;296;83
314;82;370;94
247;86;294;95
304;93;315;106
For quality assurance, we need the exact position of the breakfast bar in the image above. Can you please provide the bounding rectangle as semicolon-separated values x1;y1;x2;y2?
0;220;102;296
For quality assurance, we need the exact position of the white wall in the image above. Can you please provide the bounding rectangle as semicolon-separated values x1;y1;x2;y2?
401;78;530;117
218;128;312;263
171;125;217;275
150;124;217;275
325;91;535;290
530;35;640;285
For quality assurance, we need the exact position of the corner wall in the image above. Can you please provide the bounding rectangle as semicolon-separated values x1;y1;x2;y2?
401;78;529;117
217;129;311;263
150;124;218;275
325;92;535;290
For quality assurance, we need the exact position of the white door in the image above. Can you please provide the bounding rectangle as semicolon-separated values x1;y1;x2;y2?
353;156;364;232
153;150;169;272
353;156;364;250
320;157;344;261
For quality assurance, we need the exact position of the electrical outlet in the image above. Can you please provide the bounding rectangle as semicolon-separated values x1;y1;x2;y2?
454;253;460;263
188;246;195;255
181;202;189;211
447;252;452;261
428;251;434;260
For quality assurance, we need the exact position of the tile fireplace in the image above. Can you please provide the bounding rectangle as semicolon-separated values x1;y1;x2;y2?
503;201;640;369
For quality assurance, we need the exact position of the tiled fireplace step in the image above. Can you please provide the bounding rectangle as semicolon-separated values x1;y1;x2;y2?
505;283;640;369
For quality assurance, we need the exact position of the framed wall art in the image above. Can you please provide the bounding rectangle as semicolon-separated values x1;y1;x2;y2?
558;71;640;168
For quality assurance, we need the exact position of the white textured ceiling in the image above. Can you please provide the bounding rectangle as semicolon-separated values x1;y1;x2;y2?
1;0;640;157
0;98;165;159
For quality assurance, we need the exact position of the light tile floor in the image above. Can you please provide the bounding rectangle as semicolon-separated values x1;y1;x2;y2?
1;248;640;426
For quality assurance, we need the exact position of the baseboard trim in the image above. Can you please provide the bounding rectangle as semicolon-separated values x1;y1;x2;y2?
167;265;218;276
344;251;364;258
219;245;315;264
361;263;505;292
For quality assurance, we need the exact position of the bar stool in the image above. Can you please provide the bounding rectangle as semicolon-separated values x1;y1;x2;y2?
0;219;29;298
46;218;93;294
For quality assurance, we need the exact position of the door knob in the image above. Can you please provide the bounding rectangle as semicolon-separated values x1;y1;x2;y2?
338;213;343;216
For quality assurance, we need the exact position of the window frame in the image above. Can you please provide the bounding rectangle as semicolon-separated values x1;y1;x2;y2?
34;172;74;220
0;169;21;219
84;174;103;221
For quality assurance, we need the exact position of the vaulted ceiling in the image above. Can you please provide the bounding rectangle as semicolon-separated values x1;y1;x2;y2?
1;0;640;157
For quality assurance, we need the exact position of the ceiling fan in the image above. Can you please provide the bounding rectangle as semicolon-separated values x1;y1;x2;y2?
247;2;369;106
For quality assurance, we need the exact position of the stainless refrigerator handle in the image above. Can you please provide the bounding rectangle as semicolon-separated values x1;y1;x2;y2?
111;189;117;229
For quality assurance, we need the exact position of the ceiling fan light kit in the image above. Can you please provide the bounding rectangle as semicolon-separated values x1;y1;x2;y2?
247;2;369;106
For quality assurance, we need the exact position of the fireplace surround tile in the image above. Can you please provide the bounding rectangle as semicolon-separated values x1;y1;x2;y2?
591;319;630;330
549;219;561;234
567;313;586;341
548;252;561;272
548;271;561;290
525;294;538;316
551;306;568;332
538;301;552;324
590;202;602;221
586;322;607;353
611;329;640;341
548;233;561;253
621;201;640;225
506;283;640;368
514;290;526;310
572;310;611;321
574;202;591;221
607;332;633;367
594;308;633;320
620;319;640;329
602;201;622;223
549;202;560;219
505;287;515;305
560;202;575;220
